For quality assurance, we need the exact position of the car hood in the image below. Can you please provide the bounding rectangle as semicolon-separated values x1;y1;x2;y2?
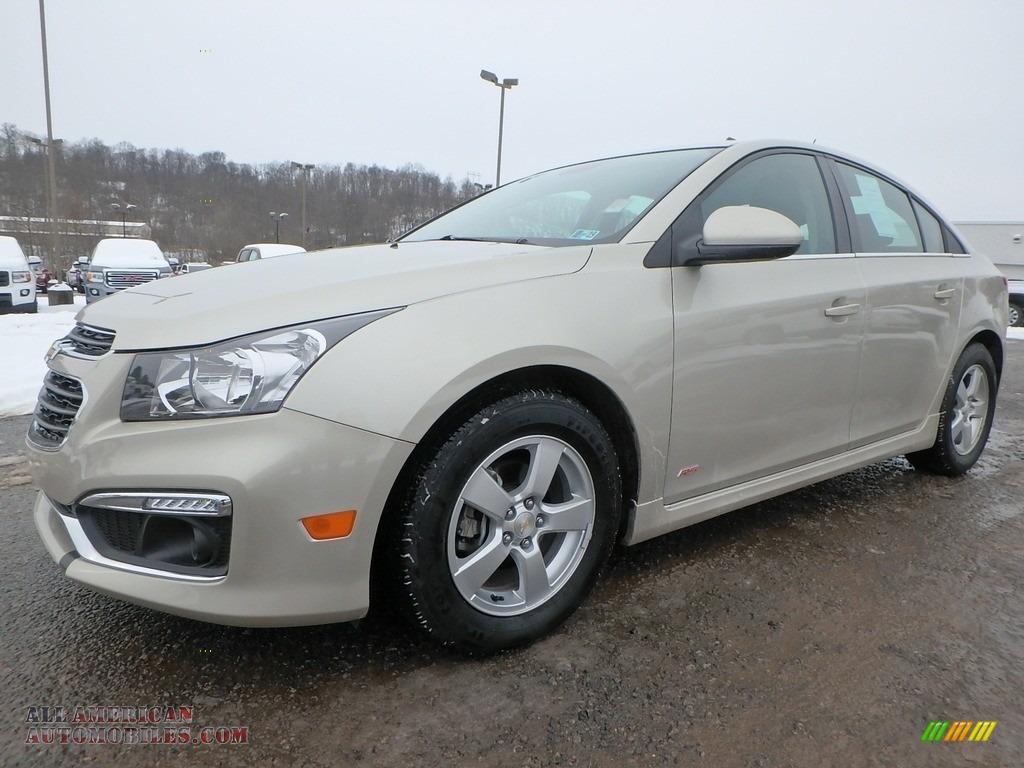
78;241;591;350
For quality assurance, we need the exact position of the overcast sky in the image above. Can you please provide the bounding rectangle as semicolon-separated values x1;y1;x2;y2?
2;0;1022;220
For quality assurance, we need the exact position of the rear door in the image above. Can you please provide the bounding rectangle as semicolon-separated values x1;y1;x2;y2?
664;151;866;504
828;161;964;447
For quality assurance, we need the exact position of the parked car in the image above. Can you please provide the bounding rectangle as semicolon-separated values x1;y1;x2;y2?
26;255;53;294
83;238;172;304
27;141;1006;652
66;257;89;293
1008;279;1023;327
0;236;37;314
174;262;214;275
233;243;306;263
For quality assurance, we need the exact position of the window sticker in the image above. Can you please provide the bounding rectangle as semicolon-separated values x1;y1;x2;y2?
851;174;899;239
570;229;600;240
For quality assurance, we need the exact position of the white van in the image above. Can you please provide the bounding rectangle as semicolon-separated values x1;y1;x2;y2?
0;236;37;314
85;238;172;304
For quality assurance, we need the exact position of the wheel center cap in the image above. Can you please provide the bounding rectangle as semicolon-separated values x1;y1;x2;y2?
514;512;536;538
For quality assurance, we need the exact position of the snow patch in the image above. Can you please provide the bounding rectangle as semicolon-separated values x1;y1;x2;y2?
0;295;83;417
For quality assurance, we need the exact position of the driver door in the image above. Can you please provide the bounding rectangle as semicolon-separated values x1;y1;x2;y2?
663;151;866;504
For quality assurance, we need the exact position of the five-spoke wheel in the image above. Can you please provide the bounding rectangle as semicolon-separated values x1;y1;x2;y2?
908;343;998;475
392;390;621;652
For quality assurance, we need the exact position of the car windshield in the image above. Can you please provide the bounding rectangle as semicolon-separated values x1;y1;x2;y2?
400;148;720;246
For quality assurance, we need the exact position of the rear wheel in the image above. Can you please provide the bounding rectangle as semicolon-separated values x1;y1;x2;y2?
393;390;622;652
1009;302;1022;327
907;343;997;475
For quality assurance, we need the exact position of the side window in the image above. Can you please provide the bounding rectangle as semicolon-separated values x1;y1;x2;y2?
699;153;836;255
835;163;923;253
912;200;945;253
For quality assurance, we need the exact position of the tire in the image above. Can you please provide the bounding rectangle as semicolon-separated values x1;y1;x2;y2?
392;390;622;652
28;299;38;314
1009;302;1023;328
907;343;998;476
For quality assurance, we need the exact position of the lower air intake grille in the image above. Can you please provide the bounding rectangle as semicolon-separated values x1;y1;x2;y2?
77;506;231;577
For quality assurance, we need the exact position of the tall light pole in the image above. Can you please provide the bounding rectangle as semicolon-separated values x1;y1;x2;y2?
480;69;518;187
38;0;61;265
290;162;315;248
269;211;288;243
27;136;62;252
111;203;137;237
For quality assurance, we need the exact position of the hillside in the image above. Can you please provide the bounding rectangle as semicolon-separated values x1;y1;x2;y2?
0;123;481;266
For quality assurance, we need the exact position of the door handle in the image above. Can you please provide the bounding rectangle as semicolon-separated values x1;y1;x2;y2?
934;288;956;300
824;303;861;317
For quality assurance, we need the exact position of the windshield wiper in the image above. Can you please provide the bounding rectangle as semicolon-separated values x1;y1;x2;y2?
437;235;531;245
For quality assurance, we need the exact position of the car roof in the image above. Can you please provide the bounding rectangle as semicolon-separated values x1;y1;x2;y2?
91;238;165;262
0;235;29;265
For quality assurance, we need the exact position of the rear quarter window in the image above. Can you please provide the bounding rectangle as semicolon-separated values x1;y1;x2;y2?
834;163;923;253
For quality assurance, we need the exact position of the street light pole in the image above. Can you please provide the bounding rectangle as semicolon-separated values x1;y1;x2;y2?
480;69;518;187
269;211;288;244
110;203;137;237
38;0;61;265
290;162;315;248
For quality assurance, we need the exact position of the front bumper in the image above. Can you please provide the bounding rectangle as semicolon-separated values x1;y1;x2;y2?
0;287;36;312
85;282;119;303
29;399;414;627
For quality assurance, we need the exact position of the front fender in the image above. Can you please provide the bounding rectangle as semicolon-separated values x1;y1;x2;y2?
283;244;674;506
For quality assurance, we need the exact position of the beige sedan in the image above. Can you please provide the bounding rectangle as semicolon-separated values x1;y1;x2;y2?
27;141;1007;651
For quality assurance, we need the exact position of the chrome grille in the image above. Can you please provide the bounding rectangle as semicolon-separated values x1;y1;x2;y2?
65;323;115;357
28;371;85;449
106;270;158;289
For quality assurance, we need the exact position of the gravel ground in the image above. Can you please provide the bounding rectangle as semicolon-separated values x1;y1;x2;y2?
1;343;1022;767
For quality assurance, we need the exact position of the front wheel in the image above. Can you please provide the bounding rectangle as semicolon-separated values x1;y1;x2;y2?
1009;302;1022;328
392;391;622;652
907;343;998;475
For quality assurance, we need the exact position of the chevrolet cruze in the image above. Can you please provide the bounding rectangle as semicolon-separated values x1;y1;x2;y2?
28;141;1007;651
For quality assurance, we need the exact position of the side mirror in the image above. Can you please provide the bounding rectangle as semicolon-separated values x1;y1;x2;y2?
682;205;804;265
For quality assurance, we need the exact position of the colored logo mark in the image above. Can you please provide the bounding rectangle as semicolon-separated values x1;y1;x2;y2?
921;721;997;742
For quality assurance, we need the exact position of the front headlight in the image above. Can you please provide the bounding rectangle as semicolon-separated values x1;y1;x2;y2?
120;309;399;421
86;270;103;282
11;270;32;283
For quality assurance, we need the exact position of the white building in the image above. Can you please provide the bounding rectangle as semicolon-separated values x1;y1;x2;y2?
954;222;1024;280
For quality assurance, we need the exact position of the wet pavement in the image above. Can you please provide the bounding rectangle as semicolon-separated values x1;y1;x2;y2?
1;343;1022;767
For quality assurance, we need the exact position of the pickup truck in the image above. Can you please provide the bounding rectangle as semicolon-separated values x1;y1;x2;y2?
233;243;306;263
1009;279;1024;327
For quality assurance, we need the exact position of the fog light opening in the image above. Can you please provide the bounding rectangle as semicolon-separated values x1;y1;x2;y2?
138;515;221;567
301;510;357;540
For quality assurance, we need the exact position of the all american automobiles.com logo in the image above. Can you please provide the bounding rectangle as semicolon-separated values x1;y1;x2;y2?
24;705;249;746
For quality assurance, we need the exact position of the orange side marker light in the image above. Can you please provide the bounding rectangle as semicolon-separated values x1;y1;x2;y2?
301;510;357;540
